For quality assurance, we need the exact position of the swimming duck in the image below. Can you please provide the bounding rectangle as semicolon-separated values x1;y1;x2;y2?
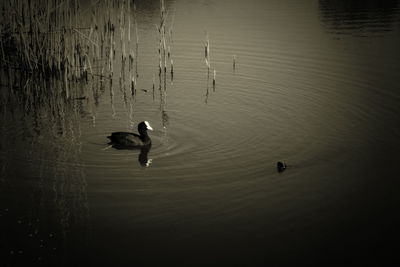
277;161;287;173
107;121;153;147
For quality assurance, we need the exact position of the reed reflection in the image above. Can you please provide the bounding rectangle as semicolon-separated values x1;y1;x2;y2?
319;0;400;35
0;72;90;266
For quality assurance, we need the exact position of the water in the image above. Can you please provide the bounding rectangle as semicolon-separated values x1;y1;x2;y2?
1;0;400;265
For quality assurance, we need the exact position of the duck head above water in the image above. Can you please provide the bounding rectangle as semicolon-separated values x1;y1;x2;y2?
139;121;153;134
107;121;153;148
277;161;287;173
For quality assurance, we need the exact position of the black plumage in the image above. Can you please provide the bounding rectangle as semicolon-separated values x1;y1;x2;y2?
107;121;153;147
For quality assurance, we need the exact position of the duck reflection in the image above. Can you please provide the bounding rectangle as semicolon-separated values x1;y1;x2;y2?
110;143;153;167
138;145;153;167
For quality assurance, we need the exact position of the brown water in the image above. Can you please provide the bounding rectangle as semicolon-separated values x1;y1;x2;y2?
1;0;400;265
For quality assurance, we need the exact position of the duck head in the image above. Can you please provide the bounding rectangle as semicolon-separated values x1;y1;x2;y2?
138;121;153;135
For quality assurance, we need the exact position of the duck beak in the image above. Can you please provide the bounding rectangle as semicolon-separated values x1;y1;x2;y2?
144;121;153;131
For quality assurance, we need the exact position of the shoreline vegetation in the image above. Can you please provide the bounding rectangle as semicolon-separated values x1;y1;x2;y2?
0;0;175;100
0;0;227;107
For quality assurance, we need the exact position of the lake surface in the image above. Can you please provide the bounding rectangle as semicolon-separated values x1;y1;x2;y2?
1;0;400;265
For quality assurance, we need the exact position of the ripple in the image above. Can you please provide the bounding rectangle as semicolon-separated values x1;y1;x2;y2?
2;0;399;189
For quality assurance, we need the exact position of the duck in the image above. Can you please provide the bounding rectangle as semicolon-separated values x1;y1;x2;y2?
107;121;153;147
277;161;287;173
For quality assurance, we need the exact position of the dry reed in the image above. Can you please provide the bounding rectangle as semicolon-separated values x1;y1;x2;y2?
0;0;121;98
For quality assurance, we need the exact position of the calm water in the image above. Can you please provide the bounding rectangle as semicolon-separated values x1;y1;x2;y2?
1;0;400;265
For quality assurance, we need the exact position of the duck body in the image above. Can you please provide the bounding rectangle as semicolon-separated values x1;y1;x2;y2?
107;121;153;148
108;132;150;147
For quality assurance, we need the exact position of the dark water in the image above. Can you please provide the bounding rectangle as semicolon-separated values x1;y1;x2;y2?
1;0;400;265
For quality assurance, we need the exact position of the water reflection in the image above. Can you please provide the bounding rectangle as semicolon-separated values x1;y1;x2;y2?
319;0;400;35
158;65;170;145
205;69;213;104
108;143;153;167
138;145;153;167
0;72;89;265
